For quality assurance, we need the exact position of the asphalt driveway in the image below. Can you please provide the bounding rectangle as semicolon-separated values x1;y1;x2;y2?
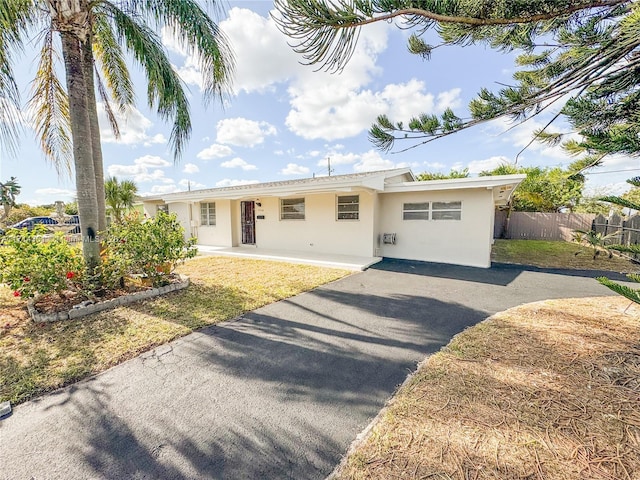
0;260;622;479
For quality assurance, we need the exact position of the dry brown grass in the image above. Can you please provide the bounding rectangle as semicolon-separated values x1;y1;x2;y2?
337;297;640;480
0;256;349;405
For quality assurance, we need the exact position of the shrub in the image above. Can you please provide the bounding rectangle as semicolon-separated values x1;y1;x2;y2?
102;211;197;287
0;226;85;299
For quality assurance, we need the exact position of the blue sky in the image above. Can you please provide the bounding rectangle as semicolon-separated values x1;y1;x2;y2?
1;1;638;206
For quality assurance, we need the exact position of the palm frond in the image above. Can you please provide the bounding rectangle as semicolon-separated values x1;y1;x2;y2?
101;1;191;159
94;67;120;139
126;0;235;105
0;0;35;154
92;11;134;112
27;29;72;177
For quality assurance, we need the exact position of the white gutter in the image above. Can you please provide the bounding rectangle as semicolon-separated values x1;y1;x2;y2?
382;174;526;193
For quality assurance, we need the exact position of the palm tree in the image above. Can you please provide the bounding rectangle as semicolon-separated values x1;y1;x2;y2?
105;176;137;224
1;0;234;273
0;177;20;227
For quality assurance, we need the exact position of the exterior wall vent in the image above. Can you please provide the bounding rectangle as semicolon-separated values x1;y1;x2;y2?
382;233;396;245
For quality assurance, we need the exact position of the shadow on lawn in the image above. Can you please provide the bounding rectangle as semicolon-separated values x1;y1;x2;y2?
0;285;490;478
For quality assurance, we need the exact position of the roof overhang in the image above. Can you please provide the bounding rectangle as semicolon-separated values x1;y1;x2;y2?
382;174;526;206
140;168;414;203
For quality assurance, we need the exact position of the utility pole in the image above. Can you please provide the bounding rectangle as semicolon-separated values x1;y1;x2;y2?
327;157;334;176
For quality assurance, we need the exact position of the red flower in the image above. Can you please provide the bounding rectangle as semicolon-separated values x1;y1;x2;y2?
13;291;20;297
66;271;75;279
23;277;30;282
120;239;126;243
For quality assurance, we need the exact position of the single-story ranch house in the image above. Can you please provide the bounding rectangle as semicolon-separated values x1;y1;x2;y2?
141;168;524;268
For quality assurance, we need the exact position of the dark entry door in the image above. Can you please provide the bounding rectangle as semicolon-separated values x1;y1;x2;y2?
241;201;256;245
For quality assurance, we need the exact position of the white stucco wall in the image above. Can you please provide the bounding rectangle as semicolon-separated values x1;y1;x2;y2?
165;202;191;241
378;189;495;268
249;192;377;256
195;199;234;246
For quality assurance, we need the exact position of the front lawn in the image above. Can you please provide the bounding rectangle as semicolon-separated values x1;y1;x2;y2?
335;296;640;479
492;239;636;271
0;256;349;405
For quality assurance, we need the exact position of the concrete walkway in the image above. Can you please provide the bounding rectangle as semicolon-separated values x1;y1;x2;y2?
195;245;382;271
0;260;623;479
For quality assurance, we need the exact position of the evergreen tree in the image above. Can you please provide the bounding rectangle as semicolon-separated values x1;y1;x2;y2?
597;177;640;304
275;0;638;171
480;164;585;212
417;168;469;180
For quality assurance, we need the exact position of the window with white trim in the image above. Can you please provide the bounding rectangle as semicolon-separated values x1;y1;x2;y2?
157;204;169;214
280;198;305;220
402;201;462;220
200;202;216;226
432;201;462;220
337;195;359;220
403;202;430;220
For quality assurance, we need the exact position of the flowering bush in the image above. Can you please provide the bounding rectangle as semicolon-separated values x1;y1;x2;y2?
102;211;197;287
0;226;84;298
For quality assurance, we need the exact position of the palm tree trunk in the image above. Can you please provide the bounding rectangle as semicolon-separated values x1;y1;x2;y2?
60;31;101;272
82;35;107;233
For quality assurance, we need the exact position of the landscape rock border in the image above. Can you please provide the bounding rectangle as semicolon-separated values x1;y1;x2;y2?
27;274;190;323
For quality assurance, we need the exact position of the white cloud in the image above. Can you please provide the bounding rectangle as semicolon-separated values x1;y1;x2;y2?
215;178;260;187
286;78;461;141
148;184;180;194
466;156;512;174
134;155;171;168
280;163;310;175
353;151;396;172
216;118;277;147
178;179;205;189
423;161;447;170
108;155;173;184
197;143;234;160
317;152;359;167
97;104;167;146
183;163;200;174
220;8;302;93
310;149;408;173
220;157;257;171
34;188;75;197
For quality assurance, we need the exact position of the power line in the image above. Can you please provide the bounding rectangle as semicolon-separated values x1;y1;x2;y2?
583;167;640;175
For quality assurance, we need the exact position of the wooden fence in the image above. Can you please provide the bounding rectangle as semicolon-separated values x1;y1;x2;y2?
592;213;640;249
494;211;596;241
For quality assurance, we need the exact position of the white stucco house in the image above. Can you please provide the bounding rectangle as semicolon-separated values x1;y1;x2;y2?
140;168;524;268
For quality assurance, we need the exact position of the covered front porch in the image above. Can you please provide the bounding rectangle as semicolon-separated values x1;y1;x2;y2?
195;245;382;271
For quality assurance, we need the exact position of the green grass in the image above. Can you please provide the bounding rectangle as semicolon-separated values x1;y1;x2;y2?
0;256;349;405
491;239;636;271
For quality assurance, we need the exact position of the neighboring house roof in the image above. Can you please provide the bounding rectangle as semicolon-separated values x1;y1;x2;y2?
140;168;525;206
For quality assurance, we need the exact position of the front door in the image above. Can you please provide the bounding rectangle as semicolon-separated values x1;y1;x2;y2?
241;201;256;245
